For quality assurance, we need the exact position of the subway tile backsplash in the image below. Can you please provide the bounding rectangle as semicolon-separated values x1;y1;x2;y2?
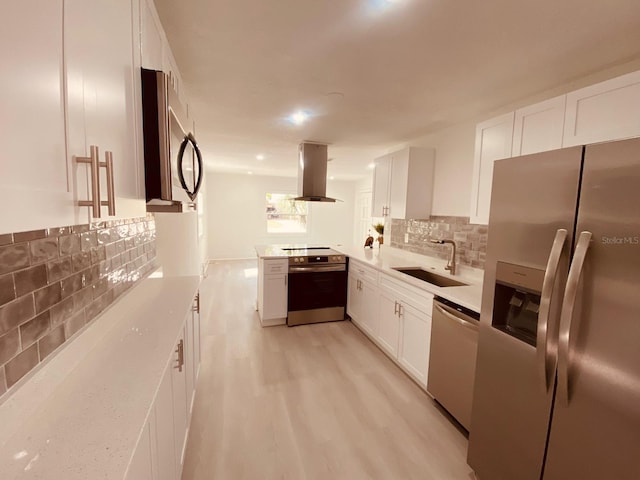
0;216;157;396
389;216;488;269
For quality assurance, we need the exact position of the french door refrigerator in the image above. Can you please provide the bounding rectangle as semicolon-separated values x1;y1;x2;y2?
467;137;640;480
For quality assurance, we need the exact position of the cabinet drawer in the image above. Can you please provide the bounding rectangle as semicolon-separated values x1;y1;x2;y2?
349;259;378;284
264;259;289;274
379;273;434;314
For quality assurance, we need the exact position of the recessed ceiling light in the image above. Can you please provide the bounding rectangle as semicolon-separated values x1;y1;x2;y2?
329;176;335;180
248;171;253;175
290;110;309;125
256;154;265;161
368;163;375;169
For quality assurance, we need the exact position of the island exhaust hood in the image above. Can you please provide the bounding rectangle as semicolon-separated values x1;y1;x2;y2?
294;142;337;202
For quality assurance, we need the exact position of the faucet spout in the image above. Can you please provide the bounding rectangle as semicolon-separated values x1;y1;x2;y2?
429;239;457;275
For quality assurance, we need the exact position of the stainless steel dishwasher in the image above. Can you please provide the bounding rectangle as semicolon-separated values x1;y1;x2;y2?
427;296;480;431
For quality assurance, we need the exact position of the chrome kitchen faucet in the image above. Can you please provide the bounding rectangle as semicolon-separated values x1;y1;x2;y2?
429;239;457;275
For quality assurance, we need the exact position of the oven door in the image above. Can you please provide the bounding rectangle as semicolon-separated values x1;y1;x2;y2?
287;265;347;325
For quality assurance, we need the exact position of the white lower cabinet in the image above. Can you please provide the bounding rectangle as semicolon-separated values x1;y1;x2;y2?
378;274;433;387
171;328;189;473
348;265;434;389
398;302;432;386
347;260;379;337
377;290;401;357
126;291;201;480
257;258;288;326
153;367;176;480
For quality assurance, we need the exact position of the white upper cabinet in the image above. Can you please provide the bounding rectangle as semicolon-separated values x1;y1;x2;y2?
0;1;74;234
563;70;640;147
371;154;392;218
371;147;435;220
65;0;146;223
512;95;566;156
469;112;514;224
141;0;165;70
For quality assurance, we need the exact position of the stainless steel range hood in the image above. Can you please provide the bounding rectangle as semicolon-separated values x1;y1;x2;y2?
294;142;337;202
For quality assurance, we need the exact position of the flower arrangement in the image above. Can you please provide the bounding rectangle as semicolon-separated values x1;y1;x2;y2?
373;223;384;245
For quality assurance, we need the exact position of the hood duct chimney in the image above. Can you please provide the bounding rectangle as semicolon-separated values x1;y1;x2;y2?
294;142;338;202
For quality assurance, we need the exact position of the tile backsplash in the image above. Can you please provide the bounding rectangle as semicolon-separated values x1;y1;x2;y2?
0;216;157;396
389;216;488;269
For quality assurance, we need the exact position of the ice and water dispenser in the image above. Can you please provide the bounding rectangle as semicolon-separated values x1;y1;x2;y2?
491;261;546;346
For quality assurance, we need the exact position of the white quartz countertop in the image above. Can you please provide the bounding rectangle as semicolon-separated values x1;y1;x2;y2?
0;273;200;479
335;246;483;313
255;244;483;312
254;244;333;258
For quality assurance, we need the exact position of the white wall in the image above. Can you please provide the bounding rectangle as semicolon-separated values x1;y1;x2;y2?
206;172;356;259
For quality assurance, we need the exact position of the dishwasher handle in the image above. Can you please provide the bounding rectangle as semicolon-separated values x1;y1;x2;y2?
434;302;479;332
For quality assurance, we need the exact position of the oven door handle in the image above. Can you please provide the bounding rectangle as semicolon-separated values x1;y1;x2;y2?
289;265;346;273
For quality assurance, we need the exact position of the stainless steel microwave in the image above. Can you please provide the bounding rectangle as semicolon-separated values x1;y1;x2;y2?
141;68;203;212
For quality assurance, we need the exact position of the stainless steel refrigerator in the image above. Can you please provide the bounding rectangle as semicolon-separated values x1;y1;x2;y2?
467;137;640;480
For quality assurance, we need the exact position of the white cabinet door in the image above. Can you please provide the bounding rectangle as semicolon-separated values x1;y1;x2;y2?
371;154;392;217
192;294;201;380
377;290;401;358
469;112;515;224
347;274;361;322
65;0;145;223
0;0;74;235
388;148;410;219
154;367;177;480
171;329;188;476
398;303;431;387
185;311;195;417
360;279;380;338
140;0;165;70
263;274;288;320
126;420;154;480
512;96;566;156
563;70;640;147
371;148;435;220
389;147;435;220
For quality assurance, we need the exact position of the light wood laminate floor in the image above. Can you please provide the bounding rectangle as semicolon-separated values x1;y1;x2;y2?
182;259;475;480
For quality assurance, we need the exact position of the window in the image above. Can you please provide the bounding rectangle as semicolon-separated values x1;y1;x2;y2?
266;193;308;233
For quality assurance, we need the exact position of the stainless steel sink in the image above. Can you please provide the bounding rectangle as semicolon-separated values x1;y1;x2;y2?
392;267;469;287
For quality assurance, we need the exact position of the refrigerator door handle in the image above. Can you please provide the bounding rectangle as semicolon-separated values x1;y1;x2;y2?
537;228;568;392
557;231;593;406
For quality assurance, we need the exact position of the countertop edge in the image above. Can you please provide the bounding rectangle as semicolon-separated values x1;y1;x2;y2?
334;246;483;313
0;273;201;479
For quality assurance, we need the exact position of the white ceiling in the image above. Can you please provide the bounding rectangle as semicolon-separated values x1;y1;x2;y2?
153;0;640;180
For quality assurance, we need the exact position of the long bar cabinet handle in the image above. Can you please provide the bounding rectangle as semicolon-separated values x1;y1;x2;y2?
557;231;592;406
537;229;567;392
174;339;184;372
76;145;101;218
100;151;116;216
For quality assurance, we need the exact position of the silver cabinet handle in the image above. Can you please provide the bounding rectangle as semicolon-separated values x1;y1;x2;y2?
173;339;184;372
537;228;568;392
284;276;287;286
100;151;116;216
557;231;592;406
398;304;404;318
434;304;478;332
394;301;399;315
76;145;101;218
191;292;200;313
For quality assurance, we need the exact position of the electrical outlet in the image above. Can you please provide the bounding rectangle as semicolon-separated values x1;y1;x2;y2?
404;233;409;243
